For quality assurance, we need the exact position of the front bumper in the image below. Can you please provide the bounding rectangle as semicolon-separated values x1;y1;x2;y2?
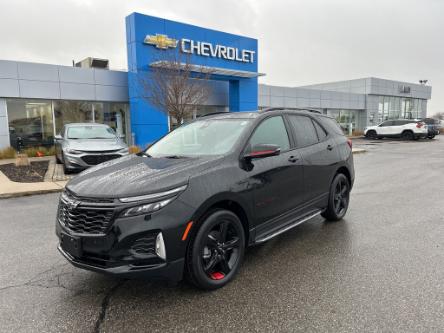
55;196;196;282
58;245;185;280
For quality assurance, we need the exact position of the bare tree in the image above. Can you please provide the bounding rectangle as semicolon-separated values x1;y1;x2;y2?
139;51;213;129
431;112;444;120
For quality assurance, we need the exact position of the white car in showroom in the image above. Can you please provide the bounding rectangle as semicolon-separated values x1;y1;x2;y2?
364;119;428;140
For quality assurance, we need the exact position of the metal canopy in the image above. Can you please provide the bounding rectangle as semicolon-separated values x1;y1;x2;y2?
150;61;265;78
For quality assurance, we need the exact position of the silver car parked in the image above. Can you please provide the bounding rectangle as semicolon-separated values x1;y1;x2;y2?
55;123;129;173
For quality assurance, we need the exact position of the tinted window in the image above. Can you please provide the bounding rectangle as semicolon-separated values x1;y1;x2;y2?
380;121;394;127
322;117;344;135
313;120;328;141
248;116;290;152
287;115;319;147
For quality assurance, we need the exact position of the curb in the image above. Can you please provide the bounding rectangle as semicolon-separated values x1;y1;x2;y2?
0;187;64;199
352;148;367;155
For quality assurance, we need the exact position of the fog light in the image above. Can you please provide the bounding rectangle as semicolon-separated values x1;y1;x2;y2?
155;232;166;260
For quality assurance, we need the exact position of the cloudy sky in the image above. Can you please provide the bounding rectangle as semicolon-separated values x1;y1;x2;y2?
0;0;442;114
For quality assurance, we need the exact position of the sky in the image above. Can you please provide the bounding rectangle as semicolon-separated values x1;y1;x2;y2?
0;0;442;115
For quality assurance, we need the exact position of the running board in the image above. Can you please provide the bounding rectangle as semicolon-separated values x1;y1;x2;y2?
255;210;322;243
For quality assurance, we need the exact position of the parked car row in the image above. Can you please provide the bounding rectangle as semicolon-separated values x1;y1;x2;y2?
364;119;439;140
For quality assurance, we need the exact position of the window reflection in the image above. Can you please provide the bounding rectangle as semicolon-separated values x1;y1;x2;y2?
7;99;130;149
377;96;423;123
7;99;54;149
53;101;93;133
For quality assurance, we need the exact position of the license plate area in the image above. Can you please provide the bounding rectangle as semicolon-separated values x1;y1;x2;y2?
60;232;83;258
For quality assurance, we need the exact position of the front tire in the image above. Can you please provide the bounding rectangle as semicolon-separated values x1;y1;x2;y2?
186;210;245;290
366;130;377;139
322;173;350;221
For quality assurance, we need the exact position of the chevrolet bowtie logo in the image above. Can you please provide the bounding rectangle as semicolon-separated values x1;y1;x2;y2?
144;34;178;49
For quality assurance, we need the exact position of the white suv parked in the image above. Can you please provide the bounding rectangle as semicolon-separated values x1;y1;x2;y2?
364;120;428;140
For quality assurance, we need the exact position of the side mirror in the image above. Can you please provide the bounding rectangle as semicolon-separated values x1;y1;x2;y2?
54;134;62;142
244;144;280;160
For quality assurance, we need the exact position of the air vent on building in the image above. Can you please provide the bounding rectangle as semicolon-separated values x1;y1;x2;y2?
74;57;109;69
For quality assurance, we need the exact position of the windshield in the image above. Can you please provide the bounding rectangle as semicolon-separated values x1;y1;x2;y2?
67;126;117;139
146;118;252;157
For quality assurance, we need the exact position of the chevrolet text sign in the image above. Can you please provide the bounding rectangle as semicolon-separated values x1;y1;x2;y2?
181;39;255;63
144;34;255;63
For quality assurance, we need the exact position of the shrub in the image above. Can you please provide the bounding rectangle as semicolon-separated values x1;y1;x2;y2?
129;145;142;154
22;146;56;157
0;147;17;159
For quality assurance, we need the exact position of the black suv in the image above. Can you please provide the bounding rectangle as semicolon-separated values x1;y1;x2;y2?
56;109;354;290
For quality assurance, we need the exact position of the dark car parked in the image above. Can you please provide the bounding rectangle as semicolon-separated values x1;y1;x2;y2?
421;118;440;139
56;108;355;290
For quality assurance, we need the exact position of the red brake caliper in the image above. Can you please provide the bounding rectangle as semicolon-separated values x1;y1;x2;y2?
210;272;225;280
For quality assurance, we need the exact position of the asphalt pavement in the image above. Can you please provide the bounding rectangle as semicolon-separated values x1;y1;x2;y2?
0;137;443;332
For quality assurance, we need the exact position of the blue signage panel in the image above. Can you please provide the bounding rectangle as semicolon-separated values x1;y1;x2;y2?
126;12;259;146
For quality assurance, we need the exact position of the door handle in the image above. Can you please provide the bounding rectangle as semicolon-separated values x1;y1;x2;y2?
288;156;298;163
327;145;333;151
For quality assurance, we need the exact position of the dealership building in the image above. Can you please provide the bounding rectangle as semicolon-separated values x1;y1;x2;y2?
0;13;432;150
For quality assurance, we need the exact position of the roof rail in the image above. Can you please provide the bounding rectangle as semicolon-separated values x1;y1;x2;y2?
260;107;322;114
196;111;230;118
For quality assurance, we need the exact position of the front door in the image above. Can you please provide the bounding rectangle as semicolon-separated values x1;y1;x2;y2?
243;116;305;231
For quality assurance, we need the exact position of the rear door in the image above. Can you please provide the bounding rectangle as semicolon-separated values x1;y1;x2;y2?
286;114;338;208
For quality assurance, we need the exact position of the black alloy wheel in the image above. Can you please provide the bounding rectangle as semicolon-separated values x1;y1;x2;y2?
322;173;350;221
333;177;349;217
186;210;245;290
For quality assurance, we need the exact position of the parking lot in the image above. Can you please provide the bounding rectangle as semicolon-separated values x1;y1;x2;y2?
0;137;443;333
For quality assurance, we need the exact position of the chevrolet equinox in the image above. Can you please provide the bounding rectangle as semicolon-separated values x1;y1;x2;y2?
56;108;354;290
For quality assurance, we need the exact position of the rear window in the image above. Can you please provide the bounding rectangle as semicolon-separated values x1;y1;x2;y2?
287;115;319;147
321;117;344;136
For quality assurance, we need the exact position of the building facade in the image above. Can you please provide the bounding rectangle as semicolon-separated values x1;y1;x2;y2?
0;13;432;150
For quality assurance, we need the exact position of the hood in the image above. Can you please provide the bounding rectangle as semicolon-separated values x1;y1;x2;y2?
66;154;224;198
66;139;126;152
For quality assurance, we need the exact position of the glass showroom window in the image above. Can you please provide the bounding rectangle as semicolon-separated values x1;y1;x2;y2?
7;99;54;149
94;103;129;140
53;100;93;134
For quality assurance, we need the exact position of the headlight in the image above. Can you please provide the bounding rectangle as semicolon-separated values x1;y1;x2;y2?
66;148;82;155
121;198;174;217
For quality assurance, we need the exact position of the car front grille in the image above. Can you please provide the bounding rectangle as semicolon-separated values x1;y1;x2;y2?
58;191;116;235
81;154;121;165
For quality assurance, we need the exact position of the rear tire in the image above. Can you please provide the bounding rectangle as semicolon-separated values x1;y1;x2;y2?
322;173;350;221
186;210;245;290
401;131;414;140
428;135;435;139
55;154;62;164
